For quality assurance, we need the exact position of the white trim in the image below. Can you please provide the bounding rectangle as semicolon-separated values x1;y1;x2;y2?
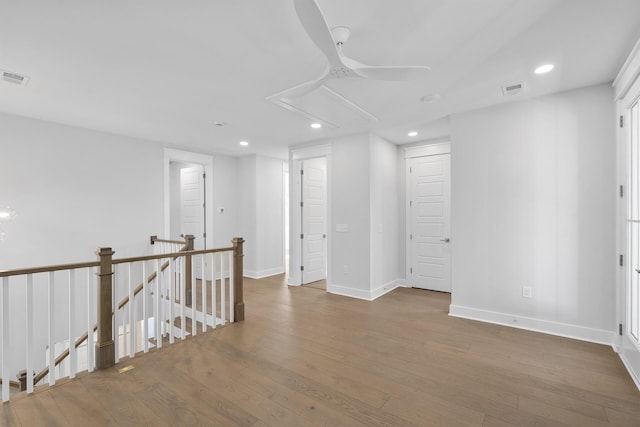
327;279;402;301
289;143;332;289
244;266;285;280
449;305;615;346
291;143;332;160
404;141;451;159
614;36;640;101
163;148;214;249
614;37;640;392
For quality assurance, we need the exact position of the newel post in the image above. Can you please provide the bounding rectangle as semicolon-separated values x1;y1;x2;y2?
96;247;115;370
184;234;195;306
232;237;245;321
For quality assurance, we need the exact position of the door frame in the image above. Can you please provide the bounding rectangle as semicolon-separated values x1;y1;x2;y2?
404;142;451;289
289;144;332;287
615;38;640;389
163;148;214;249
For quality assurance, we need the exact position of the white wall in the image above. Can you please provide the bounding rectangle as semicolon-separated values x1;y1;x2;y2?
256;155;285;277
212;155;239;248
0;111;164;379
370;134;400;297
236;154;285;278
329;134;371;296
237;155;257;274
450;84;616;344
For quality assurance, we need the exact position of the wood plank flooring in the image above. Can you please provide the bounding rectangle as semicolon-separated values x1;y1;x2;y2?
1;274;638;426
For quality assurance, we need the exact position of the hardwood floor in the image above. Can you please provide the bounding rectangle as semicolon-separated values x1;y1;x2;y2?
1;274;639;426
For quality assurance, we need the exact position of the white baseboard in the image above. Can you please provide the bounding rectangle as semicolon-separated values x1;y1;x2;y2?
245;266;285;279
617;335;640;391
327;279;402;301
449;304;615;346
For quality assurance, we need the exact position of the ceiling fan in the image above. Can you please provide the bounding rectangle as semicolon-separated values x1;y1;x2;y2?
284;0;431;99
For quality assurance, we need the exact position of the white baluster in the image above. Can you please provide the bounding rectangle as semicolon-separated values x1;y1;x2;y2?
180;257;186;340
191;255;196;337
229;251;234;323
68;269;76;378
142;261;148;353
201;255;207;333
1;277;10;402
221;253;226;326
87;268;94;372
128;263;135;358
113;267;119;364
26;274;34;393
48;271;55;386
168;258;174;345
210;253;216;329
155;259;162;349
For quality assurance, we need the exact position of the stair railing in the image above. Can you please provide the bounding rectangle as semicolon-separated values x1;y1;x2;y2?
0;236;244;402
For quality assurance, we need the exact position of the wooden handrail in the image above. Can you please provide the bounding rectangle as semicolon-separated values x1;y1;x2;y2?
0;260;99;278
111;246;233;265
8;234;244;391
0;379;20;389
116;245;188;311
31;324;98;386
150;235;186;246
31;241;191;385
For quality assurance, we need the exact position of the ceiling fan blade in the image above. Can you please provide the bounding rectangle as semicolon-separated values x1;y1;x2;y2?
352;65;431;81
293;0;341;64
342;56;431;80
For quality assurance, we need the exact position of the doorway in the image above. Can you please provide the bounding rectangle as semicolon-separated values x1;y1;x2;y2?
406;144;451;292
169;162;206;249
163;148;214;250
300;157;327;285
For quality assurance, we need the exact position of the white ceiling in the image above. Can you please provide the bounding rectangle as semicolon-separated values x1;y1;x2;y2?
1;0;639;159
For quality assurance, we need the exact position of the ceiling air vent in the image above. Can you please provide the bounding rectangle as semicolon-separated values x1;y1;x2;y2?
502;82;524;96
1;69;30;86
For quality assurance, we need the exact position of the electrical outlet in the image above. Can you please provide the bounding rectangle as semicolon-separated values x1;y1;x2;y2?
522;286;532;298
343;265;349;274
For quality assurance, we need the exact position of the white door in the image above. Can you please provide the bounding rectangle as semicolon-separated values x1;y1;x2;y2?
181;165;205;276
301;158;327;284
409;154;451;292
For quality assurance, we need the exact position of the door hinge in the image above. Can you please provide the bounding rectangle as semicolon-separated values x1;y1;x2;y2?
203;232;206;238
300;234;304;239
620;115;624;128
620;185;624;198
410;167;412;173
300;265;304;271
619;323;623;335
410;267;413;274
300;169;304;175
620;254;624;267
300;201;304;207
410;200;412;208
410;234;413;240
203;173;206;179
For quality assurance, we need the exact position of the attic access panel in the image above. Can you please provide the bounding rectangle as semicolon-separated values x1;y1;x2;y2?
266;84;378;129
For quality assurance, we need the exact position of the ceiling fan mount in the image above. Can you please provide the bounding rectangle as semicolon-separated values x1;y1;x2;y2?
330;26;351;45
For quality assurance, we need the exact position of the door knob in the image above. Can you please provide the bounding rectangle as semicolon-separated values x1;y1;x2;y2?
440;238;450;243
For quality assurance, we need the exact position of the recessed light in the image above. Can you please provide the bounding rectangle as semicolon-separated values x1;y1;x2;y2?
213;121;227;127
311;123;322;129
239;141;249;146
408;131;418;137
534;64;554;74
